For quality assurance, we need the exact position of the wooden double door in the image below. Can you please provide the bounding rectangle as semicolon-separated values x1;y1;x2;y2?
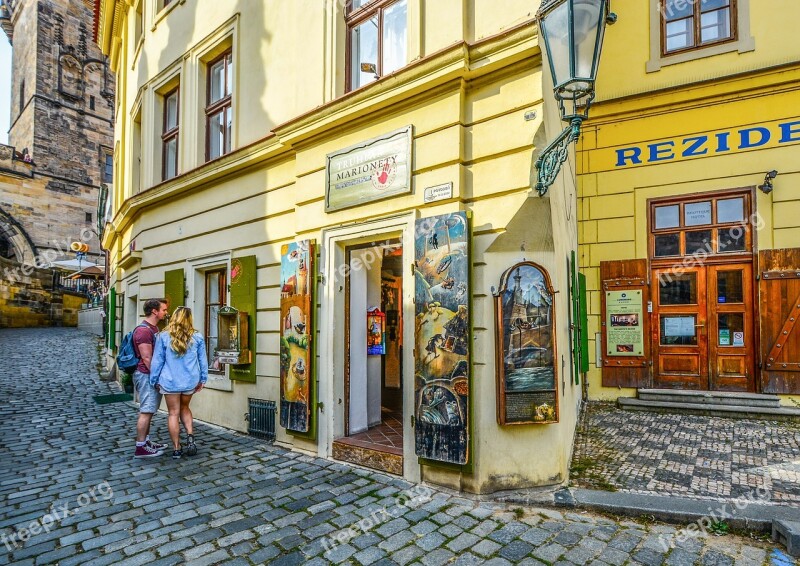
652;262;755;391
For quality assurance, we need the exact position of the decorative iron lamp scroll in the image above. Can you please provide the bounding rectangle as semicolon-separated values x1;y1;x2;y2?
535;0;616;195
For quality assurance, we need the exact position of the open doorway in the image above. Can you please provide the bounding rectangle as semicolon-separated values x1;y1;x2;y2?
332;238;404;475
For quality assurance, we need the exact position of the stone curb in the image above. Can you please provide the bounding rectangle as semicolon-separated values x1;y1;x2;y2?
551;487;800;533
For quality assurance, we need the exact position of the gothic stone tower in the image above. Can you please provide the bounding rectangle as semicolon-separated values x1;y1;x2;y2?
0;0;114;263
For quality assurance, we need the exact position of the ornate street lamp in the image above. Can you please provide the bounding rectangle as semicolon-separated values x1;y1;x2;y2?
534;0;616;195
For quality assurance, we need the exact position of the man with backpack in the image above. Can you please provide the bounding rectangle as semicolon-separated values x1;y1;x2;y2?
131;298;169;458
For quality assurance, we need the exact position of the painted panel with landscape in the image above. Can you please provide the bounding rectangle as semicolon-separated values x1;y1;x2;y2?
280;241;314;433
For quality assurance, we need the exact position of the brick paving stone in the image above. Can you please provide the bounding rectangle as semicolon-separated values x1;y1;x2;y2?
379;529;417;552
666;548;700;566
499;540;535;561
633;547;667;565
450;552;483;565
353;546;388;565
391;544;424;565
421;548;456;566
473;538;502;557
326;544;357;564
700;550;735;566
533;542;568;563
416;531;446;551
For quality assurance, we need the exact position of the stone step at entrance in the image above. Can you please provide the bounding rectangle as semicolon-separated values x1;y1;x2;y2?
618;389;800;421
638;388;781;408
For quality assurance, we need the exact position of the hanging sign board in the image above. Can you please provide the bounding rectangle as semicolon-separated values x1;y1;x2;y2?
606;290;644;356
325;126;413;212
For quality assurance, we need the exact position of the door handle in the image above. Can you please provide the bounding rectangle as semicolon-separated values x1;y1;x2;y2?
695;324;705;328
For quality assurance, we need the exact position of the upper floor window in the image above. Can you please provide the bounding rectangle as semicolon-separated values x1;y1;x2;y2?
347;0;407;91
134;0;144;45
101;148;113;184
206;50;232;161
661;0;736;55
162;88;179;180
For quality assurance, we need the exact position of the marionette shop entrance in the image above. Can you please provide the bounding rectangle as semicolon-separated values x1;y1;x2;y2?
332;239;404;475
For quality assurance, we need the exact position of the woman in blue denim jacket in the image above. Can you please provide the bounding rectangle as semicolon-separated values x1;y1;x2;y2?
150;307;208;459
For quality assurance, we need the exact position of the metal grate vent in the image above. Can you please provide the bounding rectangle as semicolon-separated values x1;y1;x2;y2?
246;398;276;442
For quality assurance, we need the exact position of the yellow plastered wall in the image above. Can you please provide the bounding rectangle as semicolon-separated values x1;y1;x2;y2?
99;0;587;493
578;64;800;400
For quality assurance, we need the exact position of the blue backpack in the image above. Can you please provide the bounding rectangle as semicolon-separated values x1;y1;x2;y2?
117;323;154;374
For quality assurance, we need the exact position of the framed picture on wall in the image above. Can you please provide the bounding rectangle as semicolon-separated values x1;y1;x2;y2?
494;261;558;425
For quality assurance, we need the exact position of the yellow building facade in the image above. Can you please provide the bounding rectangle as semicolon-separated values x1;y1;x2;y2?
579;1;800;401
96;0;587;493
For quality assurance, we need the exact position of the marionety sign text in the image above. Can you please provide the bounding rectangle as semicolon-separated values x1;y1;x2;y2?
325;126;412;212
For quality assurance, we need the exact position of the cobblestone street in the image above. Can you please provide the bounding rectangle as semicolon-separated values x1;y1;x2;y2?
571;403;800;505
0;328;794;565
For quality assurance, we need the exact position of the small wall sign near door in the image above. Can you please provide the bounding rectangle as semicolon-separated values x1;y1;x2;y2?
494;262;558;425
606;290;644;356
280;240;315;433
413;212;470;465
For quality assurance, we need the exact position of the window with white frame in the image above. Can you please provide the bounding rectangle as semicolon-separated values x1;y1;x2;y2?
162;87;179;180
205;50;233;161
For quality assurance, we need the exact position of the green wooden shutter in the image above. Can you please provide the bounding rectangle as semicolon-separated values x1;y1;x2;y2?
571;252;590;383
107;287;116;349
164;268;185;316
578;272;590;374
230;255;257;383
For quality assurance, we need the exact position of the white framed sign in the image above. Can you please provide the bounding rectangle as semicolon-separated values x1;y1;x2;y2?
325;126;413;212
423;182;453;203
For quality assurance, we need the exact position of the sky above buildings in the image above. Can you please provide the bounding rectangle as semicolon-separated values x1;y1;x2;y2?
0;34;10;145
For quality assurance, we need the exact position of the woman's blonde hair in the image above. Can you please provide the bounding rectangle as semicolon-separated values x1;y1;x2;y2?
168;306;195;356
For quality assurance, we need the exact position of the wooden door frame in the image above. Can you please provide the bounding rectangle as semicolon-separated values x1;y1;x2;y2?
647;187;759;392
707;263;756;391
343;239;403;437
651;266;709;390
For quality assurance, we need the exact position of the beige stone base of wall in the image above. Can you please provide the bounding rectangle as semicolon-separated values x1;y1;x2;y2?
0;257;83;327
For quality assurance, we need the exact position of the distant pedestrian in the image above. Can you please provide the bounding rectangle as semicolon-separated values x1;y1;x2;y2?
132;299;169;458
149;307;208;459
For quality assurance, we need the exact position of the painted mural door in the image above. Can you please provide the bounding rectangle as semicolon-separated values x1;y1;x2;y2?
652;264;755;391
414;213;470;465
280;241;314;433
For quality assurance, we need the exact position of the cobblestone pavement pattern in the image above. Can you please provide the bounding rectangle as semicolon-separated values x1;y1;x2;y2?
0;329;794;565
572;402;800;505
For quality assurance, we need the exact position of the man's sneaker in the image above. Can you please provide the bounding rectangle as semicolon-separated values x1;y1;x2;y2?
172;449;183;460
146;439;168;451
185;435;197;457
134;444;163;458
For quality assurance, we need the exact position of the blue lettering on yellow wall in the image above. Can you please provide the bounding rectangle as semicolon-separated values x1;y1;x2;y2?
739;127;770;149
615;147;643;167
780;120;800;143
648;141;675;162
612;119;800;167
682;136;708;157
715;132;731;152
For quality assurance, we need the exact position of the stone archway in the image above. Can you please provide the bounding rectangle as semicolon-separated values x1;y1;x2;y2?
0;208;37;264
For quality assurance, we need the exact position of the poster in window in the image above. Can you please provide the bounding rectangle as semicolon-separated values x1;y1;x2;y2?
494;262;557;425
606;290;644;356
280;240;315;433
414;212;470;465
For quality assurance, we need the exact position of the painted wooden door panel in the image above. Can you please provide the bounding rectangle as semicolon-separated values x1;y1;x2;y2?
413;213;470;465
